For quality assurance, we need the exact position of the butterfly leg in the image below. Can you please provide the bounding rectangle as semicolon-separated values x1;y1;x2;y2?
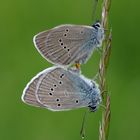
97;47;103;55
92;72;99;81
68;64;81;74
80;109;89;139
101;90;108;96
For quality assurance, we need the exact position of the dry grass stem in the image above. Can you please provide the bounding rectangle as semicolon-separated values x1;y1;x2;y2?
98;0;112;140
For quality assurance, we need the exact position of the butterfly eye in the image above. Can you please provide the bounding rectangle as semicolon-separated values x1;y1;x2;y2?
89;106;97;112
92;22;101;29
95;23;100;28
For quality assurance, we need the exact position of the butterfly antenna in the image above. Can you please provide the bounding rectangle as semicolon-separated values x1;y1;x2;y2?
92;0;99;22
80;109;89;139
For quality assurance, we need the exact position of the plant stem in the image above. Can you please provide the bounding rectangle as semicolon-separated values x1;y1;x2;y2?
99;0;112;140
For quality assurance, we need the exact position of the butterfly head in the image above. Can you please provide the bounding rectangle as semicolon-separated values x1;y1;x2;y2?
92;21;101;29
88;81;102;112
92;21;105;47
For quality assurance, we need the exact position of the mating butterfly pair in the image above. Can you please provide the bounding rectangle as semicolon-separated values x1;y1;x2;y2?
22;21;104;112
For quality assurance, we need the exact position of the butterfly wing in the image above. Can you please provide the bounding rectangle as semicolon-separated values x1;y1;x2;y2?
35;67;93;111
22;67;57;108
22;73;44;107
33;25;95;66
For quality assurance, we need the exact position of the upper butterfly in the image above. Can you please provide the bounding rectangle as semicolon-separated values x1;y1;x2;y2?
33;22;104;66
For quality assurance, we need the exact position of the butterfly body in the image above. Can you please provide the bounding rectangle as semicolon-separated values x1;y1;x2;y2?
33;22;104;66
22;66;101;112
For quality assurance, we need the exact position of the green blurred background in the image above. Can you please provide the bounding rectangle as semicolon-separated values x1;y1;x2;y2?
0;0;140;140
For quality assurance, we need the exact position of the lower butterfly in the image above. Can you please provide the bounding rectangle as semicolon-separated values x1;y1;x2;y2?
22;66;101;112
33;22;104;67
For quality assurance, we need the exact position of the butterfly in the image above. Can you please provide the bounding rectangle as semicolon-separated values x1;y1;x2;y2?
33;22;104;67
22;66;101;112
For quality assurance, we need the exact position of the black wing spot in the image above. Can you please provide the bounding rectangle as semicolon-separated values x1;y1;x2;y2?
59;39;62;42
80;31;84;34
57;104;61;106
67;48;70;51
49;93;52;95
60;73;65;78
64;34;67;37
76;100;79;103
50;88;54;91
56;98;60;102
59;81;62;84
66;29;69;32
61;43;64;46
54;84;57;87
63;46;67;49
